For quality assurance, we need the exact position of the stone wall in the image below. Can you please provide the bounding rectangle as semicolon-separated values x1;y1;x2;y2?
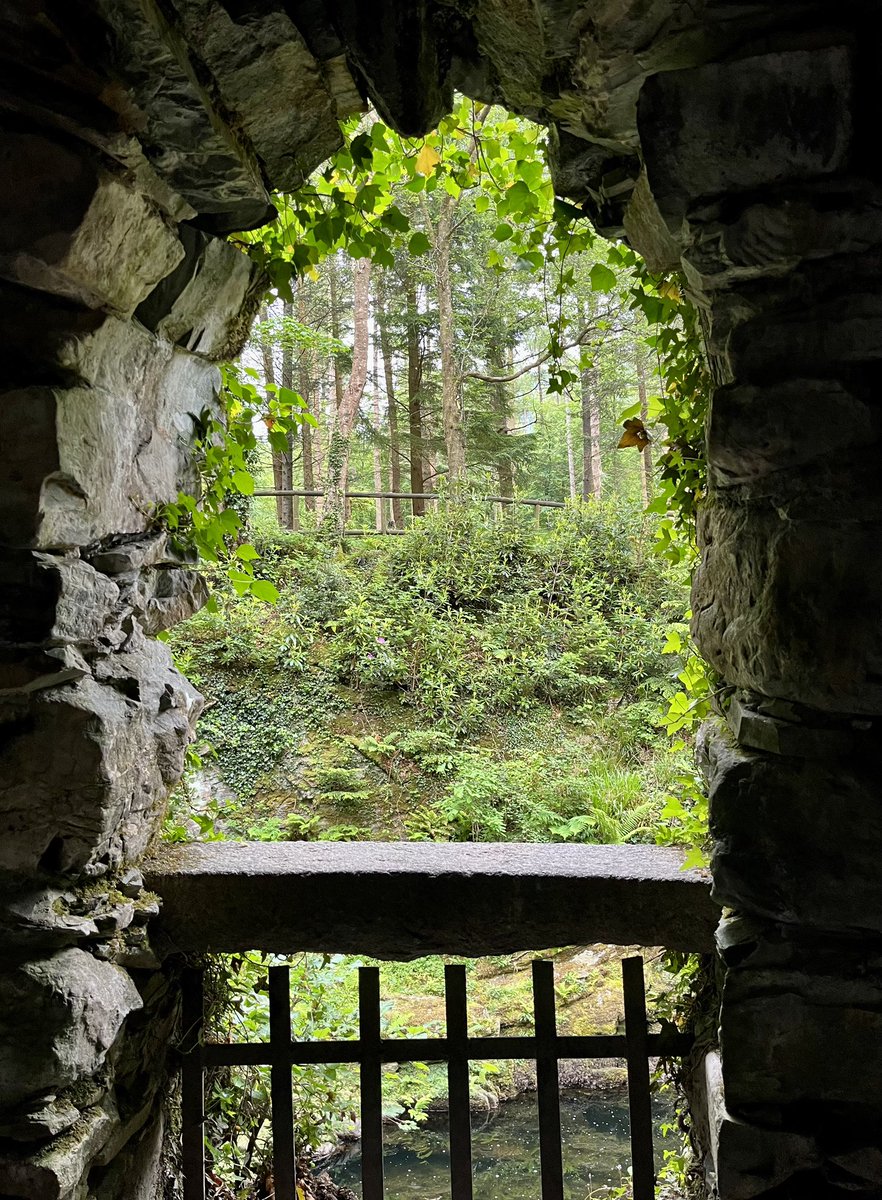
628;27;882;1200
2;2;880;1198
0;5;332;1194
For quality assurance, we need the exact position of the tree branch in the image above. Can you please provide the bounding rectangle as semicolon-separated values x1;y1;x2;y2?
464;324;599;384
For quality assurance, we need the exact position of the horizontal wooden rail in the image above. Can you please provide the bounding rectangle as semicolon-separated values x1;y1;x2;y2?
253;488;566;508
145;842;718;957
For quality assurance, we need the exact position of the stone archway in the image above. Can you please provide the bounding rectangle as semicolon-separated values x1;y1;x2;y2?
2;3;879;1197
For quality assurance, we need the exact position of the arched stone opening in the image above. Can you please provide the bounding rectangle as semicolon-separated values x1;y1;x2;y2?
1;3;879;1197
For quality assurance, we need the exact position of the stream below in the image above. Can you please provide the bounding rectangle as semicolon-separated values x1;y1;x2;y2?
326;1090;675;1199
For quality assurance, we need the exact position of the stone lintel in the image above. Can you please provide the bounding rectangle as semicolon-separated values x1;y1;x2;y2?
144;841;717;958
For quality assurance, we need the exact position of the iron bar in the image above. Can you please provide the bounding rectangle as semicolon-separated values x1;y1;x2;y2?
359;967;385;1200
269;966;297;1200
533;960;565;1200
181;967;206;1200
623;956;655;1200
445;965;474;1200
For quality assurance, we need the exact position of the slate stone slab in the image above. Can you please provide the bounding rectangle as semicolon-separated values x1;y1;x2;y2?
144;841;718;957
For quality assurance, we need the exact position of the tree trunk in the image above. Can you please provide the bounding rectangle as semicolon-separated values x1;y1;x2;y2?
322;258;371;534
636;351;653;506
296;285;316;513
492;347;514;501
564;403;577;502
328;253;345;412
258;306;289;528
435;195;466;487
278;299;295;528
580;361;602;501
371;333;385;531
376;276;402;527
406;273;426;517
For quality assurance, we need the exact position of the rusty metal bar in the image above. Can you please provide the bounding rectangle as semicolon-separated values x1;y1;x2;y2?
269;966;297;1200
181;967;206;1200
359;967;385;1200
445;965;473;1200
533;960;564;1200
623;957;655;1200
199;1029;691;1068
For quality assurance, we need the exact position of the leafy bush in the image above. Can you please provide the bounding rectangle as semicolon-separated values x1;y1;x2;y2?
435;749;660;843
166;501;690;844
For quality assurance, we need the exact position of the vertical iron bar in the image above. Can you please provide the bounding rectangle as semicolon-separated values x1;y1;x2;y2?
181;967;206;1200
445;965;474;1200
622;957;655;1200
532;960;564;1200
359;967;385;1200
269;966;297;1200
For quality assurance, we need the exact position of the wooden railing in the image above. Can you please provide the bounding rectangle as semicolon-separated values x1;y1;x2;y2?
252;488;566;533
180;956;692;1200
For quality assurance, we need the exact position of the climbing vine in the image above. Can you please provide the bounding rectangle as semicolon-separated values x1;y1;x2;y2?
160;364;315;605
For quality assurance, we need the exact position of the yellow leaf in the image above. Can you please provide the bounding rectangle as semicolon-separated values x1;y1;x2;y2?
414;143;441;176
658;280;681;302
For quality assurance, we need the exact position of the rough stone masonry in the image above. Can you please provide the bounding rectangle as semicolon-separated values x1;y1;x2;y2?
1;2;880;1198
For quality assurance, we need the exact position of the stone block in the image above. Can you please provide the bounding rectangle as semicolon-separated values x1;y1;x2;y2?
135;225;263;361
81;530;208;638
693;499;882;714
0;888;100;953
638;46;853;223
718;921;882;1131
144;841;718;956
0;1099;115;1199
0;131;184;315
0;949;142;1111
707;379;873;491
97;0;275;234
724;694;869;759
2;547;207;657
729;290;882;383
0;1096;81;1141
0;318;219;550
0;634;202;880
623;169;683;273
703;720;882;930
684;188;882;289
693;1049;820;1199
328;0;452;136
166;0;355;190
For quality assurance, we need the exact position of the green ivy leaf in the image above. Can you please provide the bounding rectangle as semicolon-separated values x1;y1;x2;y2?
251;579;280;604
232;470;255;496
381;205;410;233
589;263;617;293
408;231;431;255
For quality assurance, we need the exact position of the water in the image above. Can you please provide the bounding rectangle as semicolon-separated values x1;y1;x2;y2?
326;1090;674;1199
